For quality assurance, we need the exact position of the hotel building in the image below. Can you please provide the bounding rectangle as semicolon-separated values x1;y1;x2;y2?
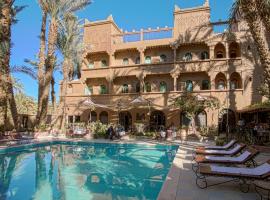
61;0;265;132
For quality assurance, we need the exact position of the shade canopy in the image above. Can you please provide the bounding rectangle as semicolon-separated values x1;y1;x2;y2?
130;96;151;106
82;98;110;109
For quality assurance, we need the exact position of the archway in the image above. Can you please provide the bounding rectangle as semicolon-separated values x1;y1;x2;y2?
119;111;132;131
229;42;241;58
195;111;207;127
215;72;227;90
100;111;108;124
150;110;165;131
89;111;97;123
230;72;242;89
214;43;226;58
218;109;236;133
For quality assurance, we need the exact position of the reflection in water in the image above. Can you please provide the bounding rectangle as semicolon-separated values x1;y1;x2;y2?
0;144;178;200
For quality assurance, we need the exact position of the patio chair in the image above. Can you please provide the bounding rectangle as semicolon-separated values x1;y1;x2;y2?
192;147;259;172
194;143;246;156
195;160;270;193
195;139;237;151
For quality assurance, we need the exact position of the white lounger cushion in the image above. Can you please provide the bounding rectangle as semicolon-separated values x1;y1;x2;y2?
210;163;270;176
205;140;235;150
205;151;251;162
204;144;241;155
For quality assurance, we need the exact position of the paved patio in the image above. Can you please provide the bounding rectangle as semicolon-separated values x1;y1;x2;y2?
158;140;270;200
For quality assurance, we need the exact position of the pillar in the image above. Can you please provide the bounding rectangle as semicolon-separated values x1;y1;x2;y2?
225;42;229;59
109;53;115;66
173;76;178;91
209;46;215;60
138;47;145;64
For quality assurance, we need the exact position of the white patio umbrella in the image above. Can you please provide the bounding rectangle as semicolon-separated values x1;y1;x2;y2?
130;96;151;107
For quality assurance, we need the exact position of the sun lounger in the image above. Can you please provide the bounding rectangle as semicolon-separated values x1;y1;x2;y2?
195;143;246;156
195;160;270;192
192;147;258;172
196;139;237;151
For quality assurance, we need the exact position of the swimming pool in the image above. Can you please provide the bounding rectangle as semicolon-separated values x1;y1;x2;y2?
0;141;178;200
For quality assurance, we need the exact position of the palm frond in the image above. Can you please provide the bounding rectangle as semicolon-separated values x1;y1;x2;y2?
11;65;37;79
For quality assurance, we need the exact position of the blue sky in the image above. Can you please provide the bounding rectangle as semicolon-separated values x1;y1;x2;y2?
12;0;234;101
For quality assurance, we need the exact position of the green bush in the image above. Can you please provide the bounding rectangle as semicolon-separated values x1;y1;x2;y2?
88;121;108;139
215;136;226;146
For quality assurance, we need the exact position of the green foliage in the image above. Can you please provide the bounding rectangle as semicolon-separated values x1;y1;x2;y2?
247;100;270;109
88;121;108;139
215;136;226;146
15;92;37;115
174;91;220;119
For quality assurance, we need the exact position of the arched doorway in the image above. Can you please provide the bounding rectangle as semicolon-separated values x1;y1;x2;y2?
100;111;108;124
119;111;132;131
218;109;236;133
89;111;97;123
150;110;165;131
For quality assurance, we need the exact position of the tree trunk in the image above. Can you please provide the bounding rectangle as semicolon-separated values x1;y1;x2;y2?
38;17;58;127
36;10;47;127
0;1;19;131
59;60;69;133
242;0;270;79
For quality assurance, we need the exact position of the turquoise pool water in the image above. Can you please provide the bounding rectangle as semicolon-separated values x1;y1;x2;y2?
0;141;178;200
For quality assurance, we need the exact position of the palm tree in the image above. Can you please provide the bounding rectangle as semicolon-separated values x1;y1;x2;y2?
56;14;84;132
35;0;48;127
255;0;270;33
0;1;25;132
36;0;91;128
230;0;270;97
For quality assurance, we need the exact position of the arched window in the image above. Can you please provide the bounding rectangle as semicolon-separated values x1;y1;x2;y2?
202;80;210;90
201;51;209;60
145;56;151;64
229;42;241;58
186;80;193;92
100;111;108;124
230;72;242;89
136;82;140;93
101;60;107;67
84;85;93;95
122;84;129;93
88;61;94;69
123;58;129;65
145;82;151;92
159;81;167;92
183;53;192;61
214;43;226;58
216;51;224;58
160;54;167;62
100;85;107;94
217;80;226;90
135;57;140;64
215;72;227;90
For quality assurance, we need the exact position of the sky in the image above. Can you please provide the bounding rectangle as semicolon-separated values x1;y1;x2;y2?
12;0;234;101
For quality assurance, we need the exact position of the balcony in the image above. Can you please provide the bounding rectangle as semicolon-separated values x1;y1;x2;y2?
112;27;173;44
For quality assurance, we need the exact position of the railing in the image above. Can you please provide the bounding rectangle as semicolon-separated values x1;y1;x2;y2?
113;27;173;44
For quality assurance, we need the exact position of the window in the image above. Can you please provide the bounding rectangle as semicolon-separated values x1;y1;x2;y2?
84;85;93;95
183;53;192;61
68;116;73;124
136;82;140;93
75;115;80;123
230;50;237;58
186;80;193;92
202;80;210;90
145;56;151;64
217;80;226;90
89;111;97;122
135;57;140;64
100;85;107;94
101;60;107;67
145;82;151;92
159;81;167;92
160;54;167;62
122;84;129;93
230;79;237;90
201;51;209;60
123;58;129;65
216;51;224;58
88;61;94;69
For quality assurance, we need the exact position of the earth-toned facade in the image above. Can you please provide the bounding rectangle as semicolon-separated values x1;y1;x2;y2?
60;0;265;131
